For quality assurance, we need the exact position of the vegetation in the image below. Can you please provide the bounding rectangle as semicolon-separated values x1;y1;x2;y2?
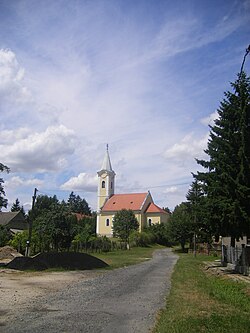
113;209;139;247
0;163;10;211
154;253;250;333
67;191;91;215
195;72;250;245
167;203;193;251
0;225;12;247
11;198;26;216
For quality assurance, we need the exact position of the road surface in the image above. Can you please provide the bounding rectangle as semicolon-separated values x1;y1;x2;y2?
3;248;178;333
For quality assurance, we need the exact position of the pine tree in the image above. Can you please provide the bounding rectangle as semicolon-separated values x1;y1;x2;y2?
67;192;91;215
195;73;250;244
11;198;26;216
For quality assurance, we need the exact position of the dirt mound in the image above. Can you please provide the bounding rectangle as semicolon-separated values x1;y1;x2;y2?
0;246;23;260
6;252;108;271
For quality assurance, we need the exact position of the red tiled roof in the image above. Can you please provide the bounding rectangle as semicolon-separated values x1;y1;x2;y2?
102;193;148;211
146;203;168;214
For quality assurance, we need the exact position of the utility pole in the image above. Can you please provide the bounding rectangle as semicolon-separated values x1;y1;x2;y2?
25;188;38;257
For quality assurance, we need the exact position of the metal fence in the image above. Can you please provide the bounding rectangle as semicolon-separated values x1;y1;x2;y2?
222;245;250;276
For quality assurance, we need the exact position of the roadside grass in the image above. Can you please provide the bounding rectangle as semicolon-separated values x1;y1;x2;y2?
154;253;250;333
93;244;164;269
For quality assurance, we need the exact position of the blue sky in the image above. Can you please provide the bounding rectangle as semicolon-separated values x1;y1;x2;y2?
0;0;249;211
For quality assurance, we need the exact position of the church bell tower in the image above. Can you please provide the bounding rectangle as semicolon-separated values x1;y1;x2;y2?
97;145;115;212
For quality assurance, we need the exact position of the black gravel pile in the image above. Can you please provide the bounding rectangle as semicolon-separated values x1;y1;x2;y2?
6;252;108;270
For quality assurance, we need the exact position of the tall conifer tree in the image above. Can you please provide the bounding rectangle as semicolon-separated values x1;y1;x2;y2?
195;72;250;244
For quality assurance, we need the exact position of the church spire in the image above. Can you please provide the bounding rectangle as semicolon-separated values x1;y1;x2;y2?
100;143;113;172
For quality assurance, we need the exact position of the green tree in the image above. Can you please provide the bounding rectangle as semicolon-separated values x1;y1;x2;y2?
0;163;10;211
33;204;78;252
186;179;212;243
11;198;26;216
67;191;91;215
196;73;250;245
168;202;193;252
113;209;139;248
0;225;11;247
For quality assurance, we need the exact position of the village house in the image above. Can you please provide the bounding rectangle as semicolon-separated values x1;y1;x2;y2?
0;211;28;234
96;147;169;236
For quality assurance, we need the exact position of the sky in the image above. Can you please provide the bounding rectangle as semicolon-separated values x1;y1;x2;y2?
0;0;250;212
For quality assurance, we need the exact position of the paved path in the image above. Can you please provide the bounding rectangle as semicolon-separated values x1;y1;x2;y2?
4;248;178;333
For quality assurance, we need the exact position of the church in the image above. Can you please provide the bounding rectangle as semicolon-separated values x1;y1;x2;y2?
96;147;169;236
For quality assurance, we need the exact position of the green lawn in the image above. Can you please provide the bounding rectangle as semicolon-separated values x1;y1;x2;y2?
153;253;250;333
93;244;164;269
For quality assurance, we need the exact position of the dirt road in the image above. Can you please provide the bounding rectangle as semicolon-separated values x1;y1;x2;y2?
1;248;178;333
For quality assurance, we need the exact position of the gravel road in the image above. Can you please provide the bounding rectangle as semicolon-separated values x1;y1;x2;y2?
3;248;178;333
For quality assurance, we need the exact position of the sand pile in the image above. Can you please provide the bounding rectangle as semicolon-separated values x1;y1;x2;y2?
0;246;23;261
6;252;108;271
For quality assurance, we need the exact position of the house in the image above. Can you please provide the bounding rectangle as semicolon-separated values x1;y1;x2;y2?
96;147;169;236
0;211;28;234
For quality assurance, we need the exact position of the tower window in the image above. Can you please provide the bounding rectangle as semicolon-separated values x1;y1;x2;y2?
102;180;105;188
106;218;110;227
111;182;113;189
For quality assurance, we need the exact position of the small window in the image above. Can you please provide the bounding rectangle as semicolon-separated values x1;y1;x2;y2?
148;218;152;226
106;218;110;227
102;180;105;188
111;182;113;189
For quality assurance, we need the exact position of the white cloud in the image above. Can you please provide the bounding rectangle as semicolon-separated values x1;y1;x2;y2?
0;49;31;104
61;173;97;192
163;133;208;161
1;125;76;172
163;186;178;194
5;176;44;188
200;111;218;126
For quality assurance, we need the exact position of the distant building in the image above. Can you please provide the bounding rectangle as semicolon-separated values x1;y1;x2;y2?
0;211;28;234
96;147;169;236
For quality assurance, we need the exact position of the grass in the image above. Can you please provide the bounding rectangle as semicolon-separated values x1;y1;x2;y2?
93;244;164;269
153;253;250;333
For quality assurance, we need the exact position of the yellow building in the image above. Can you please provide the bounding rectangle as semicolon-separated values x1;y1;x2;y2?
96;147;169;236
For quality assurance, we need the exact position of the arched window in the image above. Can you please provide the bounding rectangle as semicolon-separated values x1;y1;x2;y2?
106;218;110;227
148;218;152;226
102;180;105;188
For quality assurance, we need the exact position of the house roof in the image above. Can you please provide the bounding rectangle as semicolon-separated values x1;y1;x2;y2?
0;211;23;226
146;203;168;214
102;193;149;212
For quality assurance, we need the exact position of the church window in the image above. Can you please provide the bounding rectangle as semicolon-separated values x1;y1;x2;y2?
148;218;152;226
102;180;105;188
106;219;110;227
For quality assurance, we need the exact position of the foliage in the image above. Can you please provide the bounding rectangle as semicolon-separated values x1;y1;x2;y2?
33;204;78;252
11;198;26;216
168;202;193;251
186;179;212;243
130;230;155;247
113;209;139;245
67;191;91;215
9;230;29;254
154;253;250;333
0;225;12;247
195;73;250;244
147;223;171;245
0;163;10;211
